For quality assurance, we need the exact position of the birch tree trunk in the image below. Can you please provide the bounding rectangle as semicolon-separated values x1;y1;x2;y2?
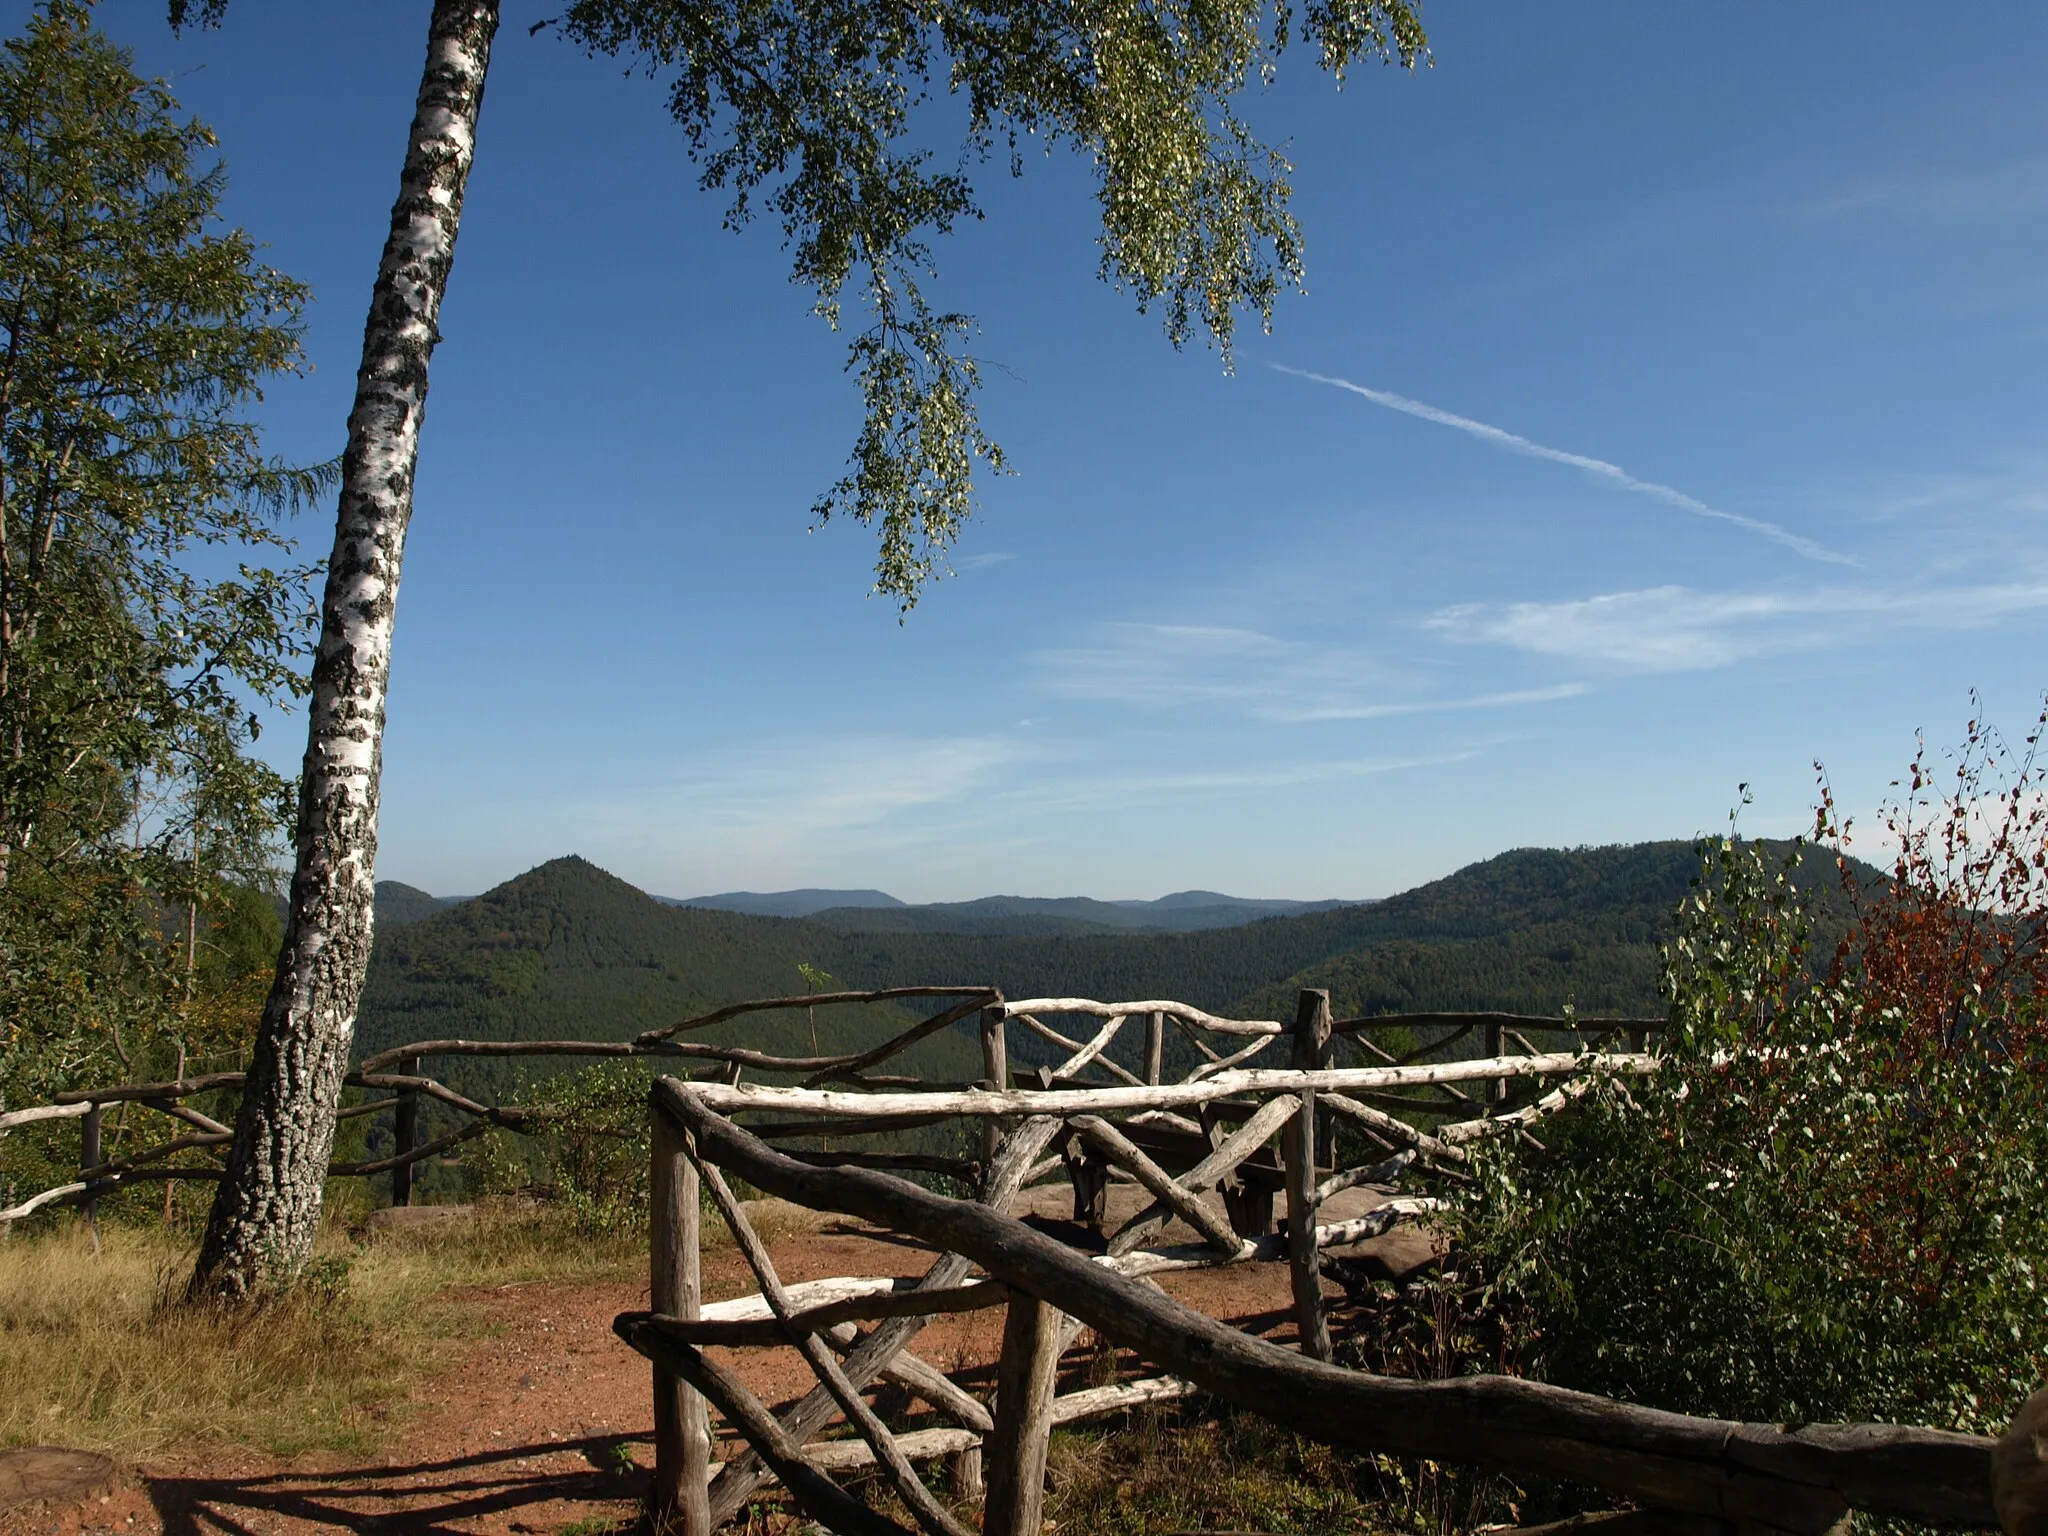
189;0;499;1300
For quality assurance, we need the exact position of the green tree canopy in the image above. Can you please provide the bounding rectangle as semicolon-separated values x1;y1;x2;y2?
560;0;1427;603
0;0;326;1113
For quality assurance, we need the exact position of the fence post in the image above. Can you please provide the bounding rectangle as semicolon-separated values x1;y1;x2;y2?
1144;1009;1164;1085
980;1003;1008;1169
983;1289;1060;1536
1285;989;1332;1362
1482;1020;1506;1106
391;1054;420;1207
80;1103;102;1239
651;1099;711;1535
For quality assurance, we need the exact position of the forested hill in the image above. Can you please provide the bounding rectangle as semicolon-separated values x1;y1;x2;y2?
356;841;1861;1072
353;857;979;1081
814;842;1728;1017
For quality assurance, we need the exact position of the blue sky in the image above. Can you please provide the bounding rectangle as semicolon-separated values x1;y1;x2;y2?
84;1;2048;901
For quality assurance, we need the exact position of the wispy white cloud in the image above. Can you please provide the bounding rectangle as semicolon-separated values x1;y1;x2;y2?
1032;621;1586;723
1814;156;2048;222
1272;364;1852;566
958;551;1018;570
994;749;1488;814
651;734;1024;835
1289;683;1593;722
1428;579;2048;672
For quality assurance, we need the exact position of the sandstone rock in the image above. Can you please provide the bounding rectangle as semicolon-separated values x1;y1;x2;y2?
0;1447;115;1512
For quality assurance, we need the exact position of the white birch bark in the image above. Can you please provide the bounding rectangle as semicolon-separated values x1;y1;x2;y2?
190;0;498;1299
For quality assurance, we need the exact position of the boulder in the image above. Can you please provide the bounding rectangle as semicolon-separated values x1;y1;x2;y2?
0;1447;115;1512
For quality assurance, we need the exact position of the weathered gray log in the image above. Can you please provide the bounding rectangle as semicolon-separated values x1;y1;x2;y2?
693;1154;971;1536
804;994;995;1087
331;1118;489;1176
701;1114;1061;1527
1010;1013;1147;1089
749;1111;961;1141
1003;998;1281;1036
980;1003;1008;1167
1438;1077;1595;1146
1070;1115;1248;1258
1054;1013;1128;1080
797;1377;1196;1473
639;986;997;1045
631;1279;1003;1347
1104;1201;1439;1279
1108;1093;1299;1258
1186;1031;1280;1083
658;1080;1997;1532
0;1101;93;1131
809;1426;984;1471
143;1098;230;1136
390;1055;420;1208
819;1322;996;1434
616;1317;915;1536
1315;1149;1415;1207
781;1148;981;1183
1320;1092;1464;1164
49;1071;244;1106
650;1110;710;1535
1145;1010;1165;1085
948;1444;984;1499
1284;991;1332;1362
983;1290;1061;1536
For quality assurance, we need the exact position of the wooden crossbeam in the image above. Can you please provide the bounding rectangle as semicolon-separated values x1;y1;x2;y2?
1108;1093;1300;1258
692;1154;971;1536
1070;1115;1249;1258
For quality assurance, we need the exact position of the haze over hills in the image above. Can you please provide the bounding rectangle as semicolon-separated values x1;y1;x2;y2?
668;888;1360;934
667;889;904;918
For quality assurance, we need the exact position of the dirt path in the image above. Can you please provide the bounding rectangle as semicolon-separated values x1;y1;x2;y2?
5;1190;1429;1536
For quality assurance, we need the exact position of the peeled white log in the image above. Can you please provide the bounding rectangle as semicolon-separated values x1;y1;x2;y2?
1321;1092;1464;1164
1003;999;1282;1037
799;1376;1199;1471
1053;1014;1126;1079
1437;1076;1594;1145
681;1053;1652;1122
809;1427;983;1471
0;1180;88;1223
1103;1201;1441;1277
1186;1033;1278;1082
701;1275;917;1324
0;1102;94;1132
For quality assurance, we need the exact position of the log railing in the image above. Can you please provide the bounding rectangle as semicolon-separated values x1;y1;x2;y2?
6;982;2029;1534
628;1075;2009;1536
0;985;1657;1224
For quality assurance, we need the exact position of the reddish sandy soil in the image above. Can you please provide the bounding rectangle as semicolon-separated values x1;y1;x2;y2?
2;1187;1430;1536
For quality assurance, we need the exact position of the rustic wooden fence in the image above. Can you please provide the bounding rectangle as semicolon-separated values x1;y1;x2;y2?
0;983;1645;1224
603;990;2020;1536
2;984;2029;1536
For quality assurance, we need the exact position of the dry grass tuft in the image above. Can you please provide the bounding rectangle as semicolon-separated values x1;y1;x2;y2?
0;1201;642;1459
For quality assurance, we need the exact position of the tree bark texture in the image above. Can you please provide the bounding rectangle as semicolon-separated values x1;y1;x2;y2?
190;0;498;1299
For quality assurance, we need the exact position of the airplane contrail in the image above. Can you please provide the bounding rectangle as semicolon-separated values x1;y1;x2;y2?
1273;364;1852;566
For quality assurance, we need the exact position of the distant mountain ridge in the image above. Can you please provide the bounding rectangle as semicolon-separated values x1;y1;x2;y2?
670;887;1361;934
666;888;904;918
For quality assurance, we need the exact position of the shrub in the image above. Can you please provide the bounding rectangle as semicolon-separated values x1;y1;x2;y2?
1456;714;2048;1434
